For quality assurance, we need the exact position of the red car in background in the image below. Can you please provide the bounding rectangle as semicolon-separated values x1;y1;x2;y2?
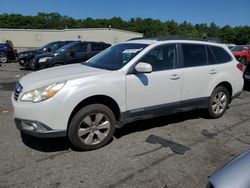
231;45;250;64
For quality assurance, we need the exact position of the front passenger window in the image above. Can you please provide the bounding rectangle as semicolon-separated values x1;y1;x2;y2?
140;44;177;71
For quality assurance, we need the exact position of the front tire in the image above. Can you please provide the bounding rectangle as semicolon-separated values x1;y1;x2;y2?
68;104;116;150
207;86;230;118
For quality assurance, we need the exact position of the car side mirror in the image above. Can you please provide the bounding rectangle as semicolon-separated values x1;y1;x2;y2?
47;47;51;52
135;62;152;73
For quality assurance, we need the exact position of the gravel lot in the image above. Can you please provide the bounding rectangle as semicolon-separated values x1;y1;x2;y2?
1;63;250;188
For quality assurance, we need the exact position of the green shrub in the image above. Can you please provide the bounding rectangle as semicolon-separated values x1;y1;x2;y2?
5;39;14;48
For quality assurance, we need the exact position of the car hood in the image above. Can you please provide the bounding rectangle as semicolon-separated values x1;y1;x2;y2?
19;64;111;91
33;52;64;62
18;50;37;55
18;49;48;57
34;52;57;59
209;150;250;188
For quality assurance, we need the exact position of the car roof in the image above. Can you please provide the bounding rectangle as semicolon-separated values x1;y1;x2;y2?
125;38;225;47
125;39;157;45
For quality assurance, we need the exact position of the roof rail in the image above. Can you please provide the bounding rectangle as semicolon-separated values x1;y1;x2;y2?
127;37;156;41
128;36;221;43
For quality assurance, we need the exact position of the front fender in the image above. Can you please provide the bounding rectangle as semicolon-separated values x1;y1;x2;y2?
51;72;126;129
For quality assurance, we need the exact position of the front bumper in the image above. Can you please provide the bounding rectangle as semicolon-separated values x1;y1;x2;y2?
231;91;242;101
15;118;67;138
12;91;71;135
30;59;48;71
18;58;31;68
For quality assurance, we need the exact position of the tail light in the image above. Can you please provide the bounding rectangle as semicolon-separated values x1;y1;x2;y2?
237;63;243;72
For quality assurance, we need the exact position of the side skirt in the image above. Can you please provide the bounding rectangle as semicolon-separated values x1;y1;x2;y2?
118;97;209;128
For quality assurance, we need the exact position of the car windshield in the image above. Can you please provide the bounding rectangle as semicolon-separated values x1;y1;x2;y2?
49;42;67;52
84;43;148;70
56;41;80;53
231;46;247;52
37;42;57;51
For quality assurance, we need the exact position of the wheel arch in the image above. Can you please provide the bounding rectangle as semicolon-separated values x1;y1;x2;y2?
213;81;233;102
67;95;121;131
50;61;66;67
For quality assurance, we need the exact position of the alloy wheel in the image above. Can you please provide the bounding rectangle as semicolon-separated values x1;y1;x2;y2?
212;92;227;115
77;113;111;145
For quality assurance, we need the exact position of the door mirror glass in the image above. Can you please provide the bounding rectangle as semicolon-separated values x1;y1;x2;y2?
135;62;152;73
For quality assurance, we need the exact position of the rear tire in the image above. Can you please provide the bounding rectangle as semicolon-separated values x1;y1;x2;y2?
68;104;116;151
207;86;230;118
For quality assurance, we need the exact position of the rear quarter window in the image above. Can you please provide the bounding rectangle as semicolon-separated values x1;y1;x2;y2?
210;46;232;63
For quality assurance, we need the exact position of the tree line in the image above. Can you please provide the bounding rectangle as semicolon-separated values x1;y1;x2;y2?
0;12;249;45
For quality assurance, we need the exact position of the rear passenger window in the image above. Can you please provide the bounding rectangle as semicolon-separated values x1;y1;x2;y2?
210;46;232;63
182;44;207;67
207;46;217;65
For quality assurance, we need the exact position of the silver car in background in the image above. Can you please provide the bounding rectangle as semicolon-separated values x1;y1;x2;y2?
207;150;250;188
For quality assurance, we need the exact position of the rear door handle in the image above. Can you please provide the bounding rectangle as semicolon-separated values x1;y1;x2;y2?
210;69;217;74
170;74;180;80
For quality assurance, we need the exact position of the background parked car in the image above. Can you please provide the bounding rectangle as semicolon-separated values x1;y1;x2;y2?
226;44;236;49
0;43;17;63
231;45;250;64
207;150;250;188
30;41;111;70
18;40;74;68
243;63;250;84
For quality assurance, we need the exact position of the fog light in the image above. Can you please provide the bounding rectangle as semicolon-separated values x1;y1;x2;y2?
21;121;35;131
20;121;47;131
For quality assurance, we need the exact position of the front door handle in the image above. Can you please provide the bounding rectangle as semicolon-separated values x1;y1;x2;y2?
170;74;180;80
210;69;217;74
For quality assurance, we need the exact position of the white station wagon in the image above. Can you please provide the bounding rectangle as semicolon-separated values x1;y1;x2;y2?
12;39;244;150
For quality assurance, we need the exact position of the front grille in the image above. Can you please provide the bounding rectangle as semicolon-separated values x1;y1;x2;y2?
14;82;23;101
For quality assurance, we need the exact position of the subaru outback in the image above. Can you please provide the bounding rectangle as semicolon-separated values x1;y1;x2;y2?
12;39;244;150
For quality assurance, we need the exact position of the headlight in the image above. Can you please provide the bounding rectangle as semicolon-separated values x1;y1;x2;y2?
18;54;24;58
21;82;66;102
39;57;52;63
